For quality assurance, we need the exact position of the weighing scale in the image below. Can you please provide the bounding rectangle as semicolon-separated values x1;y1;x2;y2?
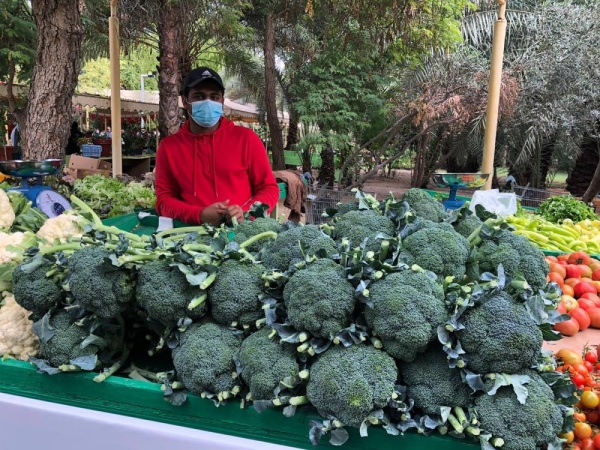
431;172;490;210
0;159;71;218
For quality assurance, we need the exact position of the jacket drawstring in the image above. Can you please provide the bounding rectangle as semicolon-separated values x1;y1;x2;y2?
193;139;198;197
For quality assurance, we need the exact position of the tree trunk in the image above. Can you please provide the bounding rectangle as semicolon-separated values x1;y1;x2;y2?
263;13;285;170
157;0;182;138
22;0;83;160
285;107;299;150
318;147;335;188
567;136;599;197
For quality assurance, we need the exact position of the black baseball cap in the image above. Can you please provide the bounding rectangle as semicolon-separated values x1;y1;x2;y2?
181;67;225;96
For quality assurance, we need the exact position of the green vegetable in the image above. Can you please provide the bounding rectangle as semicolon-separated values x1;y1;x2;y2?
538;194;597;223
306;344;397;428
401;188;447;223
13;256;64;320
328;209;396;252
232;217;282;253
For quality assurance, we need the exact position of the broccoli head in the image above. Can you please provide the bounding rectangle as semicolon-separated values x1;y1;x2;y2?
332;210;396;252
453;213;483;239
399;345;472;415
283;258;356;339
259;224;337;271
13;259;63;320
336;201;359;216
136;259;207;328
401;188;447;222
233;217;282;253
474;370;563;450
456;291;543;374
39;309;99;367
400;220;470;280
306;344;398;428
208;259;265;326
365;269;447;362
172;320;242;396
476;229;549;291
236;327;300;401
67;246;135;319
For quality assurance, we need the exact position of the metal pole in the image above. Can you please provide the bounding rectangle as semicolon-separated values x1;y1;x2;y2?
109;0;123;176
480;0;507;190
140;74;145;102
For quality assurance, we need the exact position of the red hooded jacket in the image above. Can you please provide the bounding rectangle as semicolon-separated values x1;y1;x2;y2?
155;118;279;224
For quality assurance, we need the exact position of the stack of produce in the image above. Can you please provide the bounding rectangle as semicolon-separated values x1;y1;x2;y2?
0;188;577;450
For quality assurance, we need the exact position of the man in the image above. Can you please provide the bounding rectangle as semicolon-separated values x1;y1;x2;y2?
10;122;21;159
155;67;279;226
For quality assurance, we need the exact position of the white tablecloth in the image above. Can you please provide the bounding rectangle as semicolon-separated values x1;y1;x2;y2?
0;393;296;450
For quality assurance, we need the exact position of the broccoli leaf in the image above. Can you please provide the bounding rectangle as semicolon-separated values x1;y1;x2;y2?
70;355;98;370
32;312;56;342
487;374;531;404
29;357;60;375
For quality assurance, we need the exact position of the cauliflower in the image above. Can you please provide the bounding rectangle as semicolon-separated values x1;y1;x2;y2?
36;212;84;244
0;189;15;230
0;292;39;360
0;231;36;263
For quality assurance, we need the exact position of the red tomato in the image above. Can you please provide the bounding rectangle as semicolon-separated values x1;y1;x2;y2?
580;437;595;450
579;298;597;311
574;363;590;376
587;308;600;328
546;255;559;263
563;295;580;312
558;302;568;314
567;264;584;279
575;282;597;298
585;361;594;372
550;262;567;279
593;433;600;449
554;317;581;336
582;293;600;307
569;251;592;266
585;350;598;364
593;268;600;281
572;372;586;387
571;308;592;330
596;362;600;371
585;409;600;425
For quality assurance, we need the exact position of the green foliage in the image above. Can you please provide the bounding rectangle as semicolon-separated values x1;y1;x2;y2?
207;259;265;326
306;344;398;428
365;269;447;362
538;195;597;223
456;291;543;375
172;320;242;396
237;327;300;401
282;258;356;339
0;0;36;83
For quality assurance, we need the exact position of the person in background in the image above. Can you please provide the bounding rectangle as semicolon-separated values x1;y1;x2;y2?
154;67;279;226
65;121;83;155
10;122;21;159
104;127;112;138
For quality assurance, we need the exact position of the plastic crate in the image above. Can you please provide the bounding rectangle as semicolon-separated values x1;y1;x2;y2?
512;185;562;209
81;144;102;158
305;186;373;225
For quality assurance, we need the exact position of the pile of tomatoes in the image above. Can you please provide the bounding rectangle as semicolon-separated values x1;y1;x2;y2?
556;348;600;449
546;251;600;336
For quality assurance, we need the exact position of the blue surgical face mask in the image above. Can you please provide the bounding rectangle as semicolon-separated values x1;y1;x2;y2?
189;99;223;127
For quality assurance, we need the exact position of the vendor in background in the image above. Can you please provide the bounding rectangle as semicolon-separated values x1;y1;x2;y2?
10;122;21;159
65;121;83;155
154;67;279;226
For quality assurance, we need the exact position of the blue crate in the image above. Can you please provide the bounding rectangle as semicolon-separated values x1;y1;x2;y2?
81;144;102;158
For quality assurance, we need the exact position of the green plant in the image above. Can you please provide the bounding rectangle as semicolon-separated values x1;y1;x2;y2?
538;195;597;223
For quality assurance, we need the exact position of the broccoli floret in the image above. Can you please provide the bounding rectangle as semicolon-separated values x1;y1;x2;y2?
237;327;300;400
401;188;447;222
453;214;483;239
476;229;549;291
399;345;472;415
13;260;63;320
332;210;396;252
283;258;356;339
259;224;337;271
208;259;265;326
456;291;543;374
68;246;135;319
365;269;447;362
136;259;207;328
233;217;282;253
306;344;398;428
39;309;99;367
172;320;242;397
336;201;359;215
400;220;470;280
474;370;563;450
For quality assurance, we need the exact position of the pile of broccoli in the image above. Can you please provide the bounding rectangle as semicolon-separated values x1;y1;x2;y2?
10;193;571;450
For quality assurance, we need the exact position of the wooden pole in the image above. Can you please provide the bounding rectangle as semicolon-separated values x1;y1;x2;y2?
109;0;122;176
480;0;507;189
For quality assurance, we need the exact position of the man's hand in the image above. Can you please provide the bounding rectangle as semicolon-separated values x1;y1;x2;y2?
199;200;245;226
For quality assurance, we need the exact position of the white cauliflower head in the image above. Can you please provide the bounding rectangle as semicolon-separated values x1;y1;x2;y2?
0;189;15;230
0;292;39;360
0;231;36;264
36;211;84;244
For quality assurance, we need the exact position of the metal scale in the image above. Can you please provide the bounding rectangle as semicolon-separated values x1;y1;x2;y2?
431;172;490;210
0;159;71;217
